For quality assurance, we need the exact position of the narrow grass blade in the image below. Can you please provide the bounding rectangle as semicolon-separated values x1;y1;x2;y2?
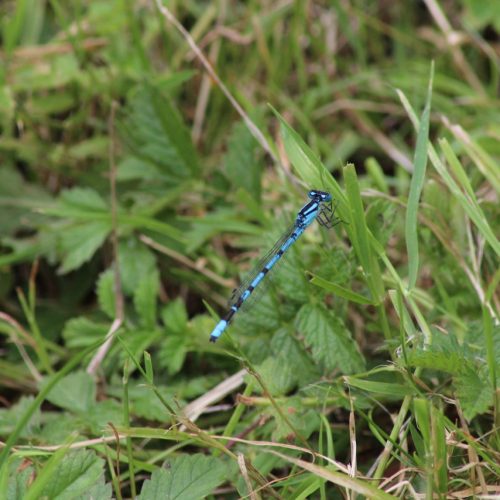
397;91;500;259
308;273;375;305
343;164;384;303
267;450;396;499
405;63;433;291
439;138;500;256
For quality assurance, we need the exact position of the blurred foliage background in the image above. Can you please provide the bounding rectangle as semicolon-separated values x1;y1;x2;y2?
0;0;499;498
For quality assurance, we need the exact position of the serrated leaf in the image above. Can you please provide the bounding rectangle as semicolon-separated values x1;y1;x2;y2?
225;120;261;200
62;317;108;348
257;327;318;395
128;384;175;422
134;270;159;328
159;335;187;375
59;221;110;274
96;268;115;318
161;298;188;334
120;86;199;182
43;371;96;413
257;356;296;396
38;450;108;500
119;239;157;294
269;401;320;442
58;187;108;212
296;304;365;374
138;454;227;500
455;365;492;420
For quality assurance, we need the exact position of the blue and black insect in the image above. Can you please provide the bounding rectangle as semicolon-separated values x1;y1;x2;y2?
209;190;338;342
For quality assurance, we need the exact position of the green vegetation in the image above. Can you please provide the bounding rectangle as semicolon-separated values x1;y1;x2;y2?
1;1;499;498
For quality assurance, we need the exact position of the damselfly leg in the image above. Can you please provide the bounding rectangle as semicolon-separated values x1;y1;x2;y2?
317;199;341;229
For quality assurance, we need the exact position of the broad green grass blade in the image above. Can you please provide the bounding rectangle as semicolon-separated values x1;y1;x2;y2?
344;376;416;397
405;63;433;291
270;106;347;209
343;164;384;303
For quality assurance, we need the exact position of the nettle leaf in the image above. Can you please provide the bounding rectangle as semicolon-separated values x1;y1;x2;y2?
161;298;188;334
96;268;115;318
257;327;318;395
58;187;108;212
296;304;365;374
159;335;187;375
269;399;320;442
43;371;96;413
225;119;261;201
127;383;176;422
257;356;296;396
39;450;110;500
62;317;108;348
407;345;465;374
138;454;227;500
455;364;492;420
134;270;160;328
120;86;199;182
406;329;472;374
119;239;157;294
117;156;164;181
59;221;110;274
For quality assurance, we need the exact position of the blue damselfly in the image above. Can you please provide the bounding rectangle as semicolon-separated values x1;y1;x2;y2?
209;190;338;342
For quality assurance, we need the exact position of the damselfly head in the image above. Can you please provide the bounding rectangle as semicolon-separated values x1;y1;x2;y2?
308;190;332;203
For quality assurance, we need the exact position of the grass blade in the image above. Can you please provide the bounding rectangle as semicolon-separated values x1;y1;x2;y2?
405;63;434;291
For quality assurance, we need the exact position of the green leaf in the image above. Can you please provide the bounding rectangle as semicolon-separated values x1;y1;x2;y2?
344;377;415;398
405;63;433;291
58;187;108;212
120;86;199;182
257;356;296;396
128;384;175;422
67;136;109;161
0;396;41;439
296;304;365;374
62;317;108;349
133;270;160;328
59;221;110;274
159;335;187;375
119;239;157;295
309;273;374;305
43;371;96;413
343;164;384;303
96;268;115;318
455;365;492;420
225;120;261;200
138;454;227;500
161;298;188;334
35;450;109;500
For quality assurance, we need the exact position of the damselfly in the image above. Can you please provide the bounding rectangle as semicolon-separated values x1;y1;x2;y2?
209;190;338;342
